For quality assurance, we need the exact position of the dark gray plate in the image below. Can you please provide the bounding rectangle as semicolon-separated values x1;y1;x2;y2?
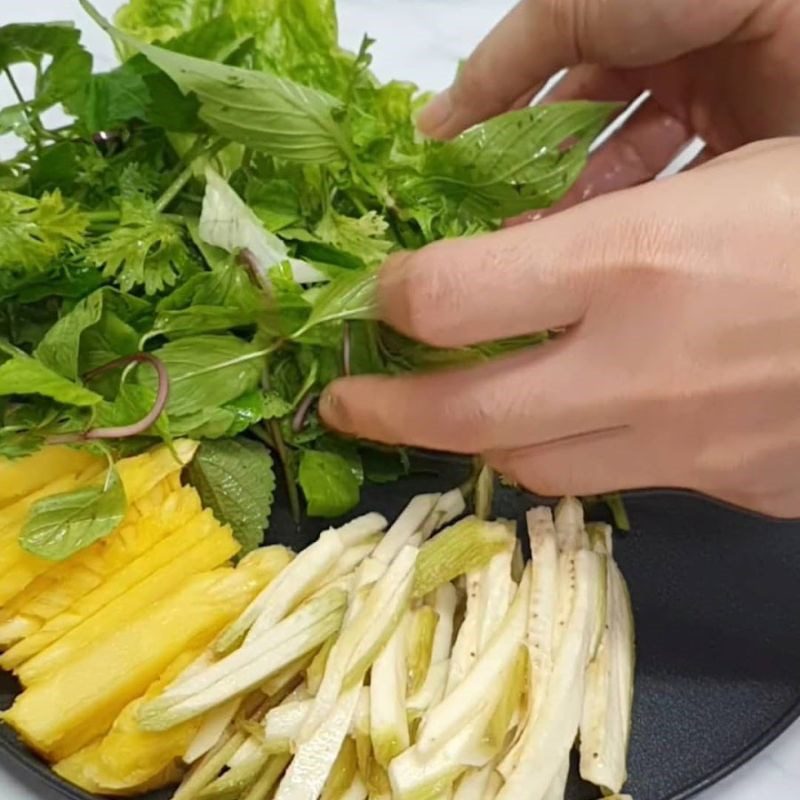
3;456;800;800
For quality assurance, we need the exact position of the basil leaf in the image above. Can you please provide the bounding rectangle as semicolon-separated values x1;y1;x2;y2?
186;438;275;554
81;1;350;164
299;449;360;518
20;468;127;561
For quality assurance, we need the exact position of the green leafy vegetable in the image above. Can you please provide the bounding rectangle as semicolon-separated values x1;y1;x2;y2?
299;449;360;518
0;345;101;406
19;467;127;561
0;190;87;272
186;438;276;553
1;0;612;523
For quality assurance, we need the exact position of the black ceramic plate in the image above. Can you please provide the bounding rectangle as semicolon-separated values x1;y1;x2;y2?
3;457;800;800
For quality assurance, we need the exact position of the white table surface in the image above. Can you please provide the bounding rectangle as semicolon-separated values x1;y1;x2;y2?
1;1;798;798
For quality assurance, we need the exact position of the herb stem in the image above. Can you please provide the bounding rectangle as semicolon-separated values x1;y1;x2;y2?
267;420;301;524
155;139;226;213
86;210;121;223
4;66;41;151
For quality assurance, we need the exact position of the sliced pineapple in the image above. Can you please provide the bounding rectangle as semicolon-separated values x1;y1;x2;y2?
0;441;198;606
54;648;206;795
8;509;239;682
0;446;102;510
4;560;281;760
0;483;202;647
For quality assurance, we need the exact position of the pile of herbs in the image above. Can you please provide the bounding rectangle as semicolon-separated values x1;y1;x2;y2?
0;0;616;554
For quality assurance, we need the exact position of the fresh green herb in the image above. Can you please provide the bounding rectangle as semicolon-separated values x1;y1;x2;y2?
19;467;127;561
186;439;276;554
0;0;614;530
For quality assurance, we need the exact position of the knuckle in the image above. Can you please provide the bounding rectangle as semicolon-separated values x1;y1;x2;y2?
383;244;465;347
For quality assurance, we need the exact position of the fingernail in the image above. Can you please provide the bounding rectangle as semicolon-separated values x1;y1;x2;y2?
417;88;454;135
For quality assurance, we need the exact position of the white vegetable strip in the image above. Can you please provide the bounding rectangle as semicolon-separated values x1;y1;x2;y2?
417;489;467;543
139;591;347;730
445;572;481;695
579;559;635;794
418;568;532;755
476;545;515;651
372;494;440;565
152;589;347;709
220;515;385;652
499;508;559;779
454;763;502;800
497;550;605;800
299;546;417;741
554;497;588;551
274;684;362;800
542;757;570;800
339;775;368;800
370;616;409;766
183;696;241;764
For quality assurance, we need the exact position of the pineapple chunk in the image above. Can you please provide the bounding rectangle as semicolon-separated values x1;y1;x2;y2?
55;744;184;797
9;509;239;682
0;441;198;606
3;560;282;760
0;483;202;647
54;648;206;795
0;446;102;510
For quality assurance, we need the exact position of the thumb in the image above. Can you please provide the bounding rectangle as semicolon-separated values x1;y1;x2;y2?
417;0;767;140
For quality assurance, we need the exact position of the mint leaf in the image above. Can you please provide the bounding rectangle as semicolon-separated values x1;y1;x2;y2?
35;290;105;380
19;467;127;561
299;449;360;518
293;271;378;339
186;438;275;554
140;334;265;418
0;344;101;407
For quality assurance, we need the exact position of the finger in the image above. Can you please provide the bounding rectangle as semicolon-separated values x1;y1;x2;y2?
486;427;654;497
378;184;654;349
321;339;630;454
542;64;641;105
417;1;575;139
417;0;761;140
508;98;691;224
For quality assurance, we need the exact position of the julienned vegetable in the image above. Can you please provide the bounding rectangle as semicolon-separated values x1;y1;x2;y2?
0;442;635;800
0;0;618;554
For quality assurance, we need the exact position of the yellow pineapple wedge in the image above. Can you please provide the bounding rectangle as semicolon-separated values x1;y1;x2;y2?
3;549;291;761
8;509;239;682
0;441;198;606
0;446;102;510
54;648;206;795
0;482;202;648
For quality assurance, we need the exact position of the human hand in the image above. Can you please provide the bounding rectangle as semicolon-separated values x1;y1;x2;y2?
416;0;800;210
321;141;800;517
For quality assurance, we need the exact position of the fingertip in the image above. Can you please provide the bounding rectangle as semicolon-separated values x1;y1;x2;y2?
415;88;455;139
320;377;403;446
319;382;354;435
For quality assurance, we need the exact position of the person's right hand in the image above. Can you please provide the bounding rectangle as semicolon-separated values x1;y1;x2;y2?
417;0;800;209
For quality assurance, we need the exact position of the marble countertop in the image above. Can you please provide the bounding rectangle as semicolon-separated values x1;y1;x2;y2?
0;1;798;798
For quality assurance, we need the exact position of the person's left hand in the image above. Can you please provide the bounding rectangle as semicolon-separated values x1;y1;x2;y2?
319;139;800;517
